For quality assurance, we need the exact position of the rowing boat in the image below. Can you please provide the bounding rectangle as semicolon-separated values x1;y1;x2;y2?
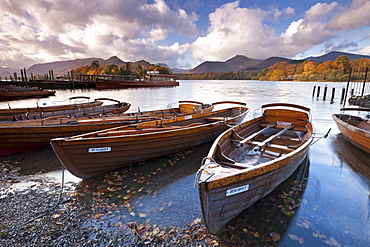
0;100;213;155
50;102;248;179
0;85;55;101
332;108;370;153
195;103;314;234
0;97;130;121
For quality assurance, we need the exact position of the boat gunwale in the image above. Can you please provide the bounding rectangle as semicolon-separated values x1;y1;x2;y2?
200;118;314;190
51;107;249;144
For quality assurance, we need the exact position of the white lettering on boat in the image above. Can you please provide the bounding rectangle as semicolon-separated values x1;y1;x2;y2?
226;185;249;197
88;147;112;153
184;115;192;120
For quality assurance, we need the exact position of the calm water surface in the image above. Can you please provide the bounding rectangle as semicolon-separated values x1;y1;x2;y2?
1;80;369;246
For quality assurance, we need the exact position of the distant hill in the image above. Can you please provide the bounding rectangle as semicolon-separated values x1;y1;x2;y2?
0;67;15;78
250;57;304;69
3;50;370;78
24;56;165;76
304;51;370;63
187;55;261;74
185;51;370;74
27;56;127;76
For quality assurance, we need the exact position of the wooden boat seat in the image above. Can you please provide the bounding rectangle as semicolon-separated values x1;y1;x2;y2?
232;124;276;147
259;122;308;132
248;141;295;152
206;117;228;122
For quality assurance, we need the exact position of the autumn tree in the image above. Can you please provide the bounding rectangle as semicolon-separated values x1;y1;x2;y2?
102;64;119;75
135;65;146;76
335;55;351;73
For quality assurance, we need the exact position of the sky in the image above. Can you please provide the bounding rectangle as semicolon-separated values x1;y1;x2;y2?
0;0;370;70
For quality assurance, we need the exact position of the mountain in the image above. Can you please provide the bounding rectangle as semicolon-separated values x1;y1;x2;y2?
3;51;369;78
186;55;261;74
250;57;304;69
26;56;127;76
185;51;370;74
0;67;15;78
304;51;370;63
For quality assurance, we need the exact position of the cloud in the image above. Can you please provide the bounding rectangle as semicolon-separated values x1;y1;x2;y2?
0;0;198;69
323;40;358;53
190;0;370;64
327;0;370;31
190;1;273;61
360;46;370;55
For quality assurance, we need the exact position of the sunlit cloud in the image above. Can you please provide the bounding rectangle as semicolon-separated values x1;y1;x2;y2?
0;0;369;70
0;0;198;69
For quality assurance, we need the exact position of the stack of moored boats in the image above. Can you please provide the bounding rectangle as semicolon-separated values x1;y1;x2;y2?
4;97;365;236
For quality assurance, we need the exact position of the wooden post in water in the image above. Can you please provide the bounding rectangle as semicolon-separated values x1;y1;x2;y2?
51;70;54;81
49;70;53;82
331;88;335;103
323;85;328;100
316;86;321;98
24;68;28;86
20;69;24;82
361;67;368;96
312;85;316;97
70;70;75;89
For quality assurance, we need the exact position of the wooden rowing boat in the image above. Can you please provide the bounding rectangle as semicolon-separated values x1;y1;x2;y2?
0;97;130;121
0;100;213;155
0;85;55;101
332;108;370;153
195;103;314;234
50;102;248;179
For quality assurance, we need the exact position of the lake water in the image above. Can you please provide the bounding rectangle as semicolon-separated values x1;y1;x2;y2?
1;80;369;246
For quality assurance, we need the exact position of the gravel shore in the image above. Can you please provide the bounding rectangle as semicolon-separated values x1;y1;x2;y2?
0;148;220;246
0;147;289;246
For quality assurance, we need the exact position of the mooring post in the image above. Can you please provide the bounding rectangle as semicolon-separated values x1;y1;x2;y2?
316;86;321;98
312;85;316;97
331;88;335;103
20;69;24;82
323;85;328;100
361;67;368;96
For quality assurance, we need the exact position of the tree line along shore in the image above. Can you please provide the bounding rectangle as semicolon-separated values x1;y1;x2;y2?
69;55;370;82
176;55;370;81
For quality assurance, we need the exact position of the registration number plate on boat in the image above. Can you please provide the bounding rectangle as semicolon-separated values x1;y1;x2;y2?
88;147;112;153
226;185;249;197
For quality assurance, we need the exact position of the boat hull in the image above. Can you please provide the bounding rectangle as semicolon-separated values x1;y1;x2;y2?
197;103;314;234
96;78;179;89
332;114;370;153
0;85;55;101
0;101;214;155
199;135;310;234
51;106;248;178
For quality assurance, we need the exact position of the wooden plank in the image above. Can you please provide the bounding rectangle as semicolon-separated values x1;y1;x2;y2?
235;124;275;147
248;141;294;152
251;126;293;152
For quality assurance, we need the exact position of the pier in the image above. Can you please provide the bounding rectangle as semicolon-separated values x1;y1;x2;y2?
0;69;136;90
312;67;369;106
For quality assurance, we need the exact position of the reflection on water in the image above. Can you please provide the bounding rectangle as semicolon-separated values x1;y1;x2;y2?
73;143;212;231
331;134;370;181
221;158;310;246
1;80;370;246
